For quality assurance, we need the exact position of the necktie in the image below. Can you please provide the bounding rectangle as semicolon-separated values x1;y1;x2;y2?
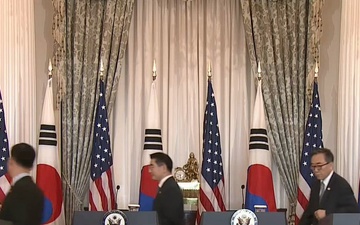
319;181;325;200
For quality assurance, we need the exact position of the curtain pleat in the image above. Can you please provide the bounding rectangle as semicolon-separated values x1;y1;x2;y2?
0;0;37;150
337;0;360;197
52;0;134;224
240;1;323;217
112;0;253;210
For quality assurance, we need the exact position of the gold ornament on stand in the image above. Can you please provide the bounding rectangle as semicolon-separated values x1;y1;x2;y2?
174;152;200;211
183;152;199;182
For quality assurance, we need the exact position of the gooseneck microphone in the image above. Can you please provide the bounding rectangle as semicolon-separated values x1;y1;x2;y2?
241;184;245;209
115;185;120;209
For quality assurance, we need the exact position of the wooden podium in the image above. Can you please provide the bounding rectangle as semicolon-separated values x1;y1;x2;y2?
200;211;286;225
72;210;197;225
72;211;158;225
72;210;287;225
0;220;13;225
319;213;360;225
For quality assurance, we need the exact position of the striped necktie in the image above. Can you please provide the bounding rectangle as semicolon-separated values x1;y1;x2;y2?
319;181;325;201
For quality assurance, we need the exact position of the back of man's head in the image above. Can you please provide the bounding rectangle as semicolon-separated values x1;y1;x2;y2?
11;143;36;169
150;152;173;172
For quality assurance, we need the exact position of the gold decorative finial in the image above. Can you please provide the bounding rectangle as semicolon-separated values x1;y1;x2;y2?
207;61;212;79
100;58;104;80
152;60;157;81
257;61;262;81
48;59;52;79
314;61;319;78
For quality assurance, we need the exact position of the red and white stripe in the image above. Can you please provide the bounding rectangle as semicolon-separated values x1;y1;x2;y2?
0;174;11;202
89;168;115;211
196;176;226;224
296;174;311;223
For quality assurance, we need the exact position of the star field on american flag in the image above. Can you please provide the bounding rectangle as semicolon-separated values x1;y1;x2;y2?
90;81;113;180
0;93;9;177
89;79;115;211
0;90;10;202
197;80;226;225
300;82;323;181
296;81;323;222
202;83;224;187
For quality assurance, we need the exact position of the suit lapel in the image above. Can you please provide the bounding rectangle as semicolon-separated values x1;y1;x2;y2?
312;180;321;207
156;176;175;199
319;173;335;205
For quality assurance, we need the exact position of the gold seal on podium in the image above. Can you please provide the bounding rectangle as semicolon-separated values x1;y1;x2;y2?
231;209;258;225
103;210;127;225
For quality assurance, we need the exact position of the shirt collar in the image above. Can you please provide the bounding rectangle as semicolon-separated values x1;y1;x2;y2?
12;173;30;185
158;175;173;188
321;170;334;188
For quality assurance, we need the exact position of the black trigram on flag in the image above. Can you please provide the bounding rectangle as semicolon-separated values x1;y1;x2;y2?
39;124;57;146
139;80;163;211
144;129;163;151
249;128;269;151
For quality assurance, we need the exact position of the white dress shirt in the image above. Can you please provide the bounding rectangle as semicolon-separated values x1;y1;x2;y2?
158;175;173;188
12;173;31;185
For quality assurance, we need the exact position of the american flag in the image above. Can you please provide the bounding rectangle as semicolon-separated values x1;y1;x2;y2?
0;90;10;203
196;80;226;224
296;81;323;223
89;79;115;211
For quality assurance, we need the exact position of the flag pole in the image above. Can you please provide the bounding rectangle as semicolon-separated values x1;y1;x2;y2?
152;60;157;81
48;59;52;79
207;61;212;80
257;61;262;81
314;61;319;81
100;59;104;81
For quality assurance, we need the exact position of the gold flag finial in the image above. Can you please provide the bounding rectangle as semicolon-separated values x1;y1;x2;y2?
207;61;212;80
314;61;319;78
257;61;262;81
48;59;52;79
152;60;157;81
100;58;104;80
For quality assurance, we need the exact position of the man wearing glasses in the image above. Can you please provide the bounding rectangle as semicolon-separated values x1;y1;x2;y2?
299;148;358;225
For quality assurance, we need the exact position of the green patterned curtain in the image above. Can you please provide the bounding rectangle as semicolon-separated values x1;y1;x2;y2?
241;0;323;217
52;0;134;224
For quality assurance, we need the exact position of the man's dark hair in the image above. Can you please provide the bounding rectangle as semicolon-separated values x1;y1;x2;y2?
11;143;36;169
150;152;173;172
311;148;334;163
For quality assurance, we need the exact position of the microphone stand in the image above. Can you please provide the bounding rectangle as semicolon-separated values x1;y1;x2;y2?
241;185;245;209
115;185;120;209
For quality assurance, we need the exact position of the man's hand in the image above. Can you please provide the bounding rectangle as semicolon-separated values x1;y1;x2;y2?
314;209;326;220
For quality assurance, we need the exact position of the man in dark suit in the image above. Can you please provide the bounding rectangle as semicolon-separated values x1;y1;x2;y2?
150;152;184;225
0;143;44;225
299;148;358;225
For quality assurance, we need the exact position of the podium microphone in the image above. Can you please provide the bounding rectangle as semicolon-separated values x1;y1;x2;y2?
241;184;245;209
115;185;120;209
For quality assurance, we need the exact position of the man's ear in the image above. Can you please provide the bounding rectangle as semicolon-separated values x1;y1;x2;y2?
160;164;167;171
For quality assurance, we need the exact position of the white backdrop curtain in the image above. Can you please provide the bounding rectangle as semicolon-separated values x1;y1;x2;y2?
111;0;286;210
337;0;360;196
0;0;37;149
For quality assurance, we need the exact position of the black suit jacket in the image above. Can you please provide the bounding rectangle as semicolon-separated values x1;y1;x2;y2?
299;172;359;225
0;176;44;225
153;177;184;225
